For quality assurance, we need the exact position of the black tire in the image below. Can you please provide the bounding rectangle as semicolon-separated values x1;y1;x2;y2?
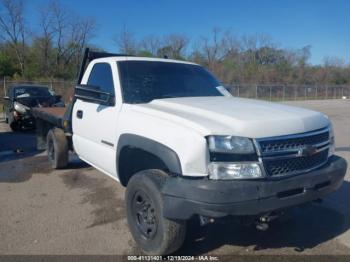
125;170;186;255
46;128;69;169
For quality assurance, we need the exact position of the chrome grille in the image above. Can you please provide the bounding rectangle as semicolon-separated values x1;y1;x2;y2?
259;130;329;154
264;149;329;176
257;127;330;177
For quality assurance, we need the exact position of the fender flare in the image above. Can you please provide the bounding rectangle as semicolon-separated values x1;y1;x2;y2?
116;134;183;177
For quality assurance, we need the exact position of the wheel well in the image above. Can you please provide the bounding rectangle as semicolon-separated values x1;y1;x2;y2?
118;146;169;186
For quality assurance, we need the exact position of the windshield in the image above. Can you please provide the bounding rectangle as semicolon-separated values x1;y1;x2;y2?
118;61;223;103
14;86;52;98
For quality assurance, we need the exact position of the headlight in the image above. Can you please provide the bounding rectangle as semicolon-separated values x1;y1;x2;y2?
208;162;262;180
329;124;335;157
207;135;255;154
14;102;29;114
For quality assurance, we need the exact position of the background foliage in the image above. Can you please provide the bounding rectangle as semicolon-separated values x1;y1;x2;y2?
0;0;349;86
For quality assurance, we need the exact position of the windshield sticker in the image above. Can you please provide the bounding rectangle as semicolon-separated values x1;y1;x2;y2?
216;86;232;97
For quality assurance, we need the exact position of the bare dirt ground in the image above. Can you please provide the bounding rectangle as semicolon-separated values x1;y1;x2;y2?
0;99;350;256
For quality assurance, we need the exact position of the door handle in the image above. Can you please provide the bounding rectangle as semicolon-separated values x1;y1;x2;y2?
76;110;83;119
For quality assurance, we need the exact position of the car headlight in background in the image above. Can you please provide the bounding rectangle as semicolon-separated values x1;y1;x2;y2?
329;124;335;157
207;135;255;154
14;102;29;114
208;162;262;180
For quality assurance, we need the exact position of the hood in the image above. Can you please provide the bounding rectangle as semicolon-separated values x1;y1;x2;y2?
15;96;58;108
132;96;330;138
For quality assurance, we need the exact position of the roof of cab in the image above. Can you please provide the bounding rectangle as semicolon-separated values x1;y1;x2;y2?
91;56;198;66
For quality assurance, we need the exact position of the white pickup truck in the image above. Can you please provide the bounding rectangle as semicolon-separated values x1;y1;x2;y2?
32;49;347;255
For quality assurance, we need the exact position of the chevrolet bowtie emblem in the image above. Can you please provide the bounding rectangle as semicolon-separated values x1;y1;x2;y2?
298;145;318;157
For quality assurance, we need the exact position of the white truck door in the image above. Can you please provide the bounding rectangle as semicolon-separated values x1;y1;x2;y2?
72;62;120;177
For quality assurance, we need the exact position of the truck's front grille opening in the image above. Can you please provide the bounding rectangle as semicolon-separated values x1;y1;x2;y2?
259;130;329;154
277;188;305;198
264;149;329;177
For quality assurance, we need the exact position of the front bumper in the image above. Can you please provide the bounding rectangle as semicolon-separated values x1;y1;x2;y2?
162;156;347;220
14;112;35;127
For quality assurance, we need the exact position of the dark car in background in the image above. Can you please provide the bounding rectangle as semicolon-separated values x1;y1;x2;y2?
3;85;64;131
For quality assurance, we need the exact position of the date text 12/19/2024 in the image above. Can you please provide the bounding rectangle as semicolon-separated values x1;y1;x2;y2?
127;255;219;261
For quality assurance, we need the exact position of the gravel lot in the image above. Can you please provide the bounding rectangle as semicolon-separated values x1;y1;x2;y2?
0;99;349;256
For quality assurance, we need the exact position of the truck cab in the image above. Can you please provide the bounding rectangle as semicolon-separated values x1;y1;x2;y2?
33;49;347;255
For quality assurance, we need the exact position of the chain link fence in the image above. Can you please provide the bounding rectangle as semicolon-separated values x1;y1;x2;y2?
227;84;350;101
1;79;349;107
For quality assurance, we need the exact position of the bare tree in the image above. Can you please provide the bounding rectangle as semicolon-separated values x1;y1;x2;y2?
221;30;241;57
49;0;69;69
38;0;96;78
37;4;56;77
163;34;189;59
69;16;96;73
324;56;345;68
197;28;225;70
139;34;161;56
295;45;311;84
0;0;26;76
114;25;137;55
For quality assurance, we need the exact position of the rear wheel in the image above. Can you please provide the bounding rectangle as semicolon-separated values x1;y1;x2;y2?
125;170;186;255
46;128;69;169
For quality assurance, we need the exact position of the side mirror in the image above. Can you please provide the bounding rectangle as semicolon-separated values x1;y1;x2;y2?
74;84;114;106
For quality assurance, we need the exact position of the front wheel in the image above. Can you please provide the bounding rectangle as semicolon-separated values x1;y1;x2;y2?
125;170;186;255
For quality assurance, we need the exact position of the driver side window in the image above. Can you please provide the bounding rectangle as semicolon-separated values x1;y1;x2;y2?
87;62;115;97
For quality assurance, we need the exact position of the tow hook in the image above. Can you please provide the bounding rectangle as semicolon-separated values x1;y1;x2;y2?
199;215;215;226
255;212;282;231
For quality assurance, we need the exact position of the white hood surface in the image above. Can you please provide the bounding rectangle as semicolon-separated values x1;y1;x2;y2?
133;96;330;138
